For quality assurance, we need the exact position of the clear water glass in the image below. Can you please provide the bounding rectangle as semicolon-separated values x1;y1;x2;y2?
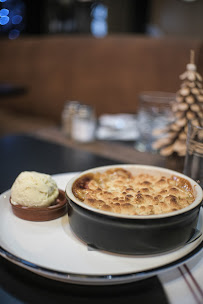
135;91;175;152
183;121;203;188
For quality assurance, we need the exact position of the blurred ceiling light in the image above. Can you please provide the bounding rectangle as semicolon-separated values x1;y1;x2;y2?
0;8;9;25
91;19;107;37
91;3;108;19
12;14;22;25
0;15;9;25
0;8;9;16
91;2;108;37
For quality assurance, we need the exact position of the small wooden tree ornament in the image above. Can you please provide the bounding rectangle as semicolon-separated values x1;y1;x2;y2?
152;50;203;157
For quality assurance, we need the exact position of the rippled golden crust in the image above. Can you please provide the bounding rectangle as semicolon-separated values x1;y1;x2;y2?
72;168;195;216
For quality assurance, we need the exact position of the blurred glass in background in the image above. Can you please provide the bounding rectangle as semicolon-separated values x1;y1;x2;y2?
135;91;175;153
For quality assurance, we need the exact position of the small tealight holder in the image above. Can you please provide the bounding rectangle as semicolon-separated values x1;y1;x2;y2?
71;104;97;143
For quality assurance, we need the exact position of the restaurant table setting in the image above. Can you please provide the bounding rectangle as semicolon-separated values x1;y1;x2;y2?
96;113;139;141
0;134;202;304
61;91;175;153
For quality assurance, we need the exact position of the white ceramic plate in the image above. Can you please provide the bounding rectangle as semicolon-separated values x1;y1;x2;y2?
0;172;202;285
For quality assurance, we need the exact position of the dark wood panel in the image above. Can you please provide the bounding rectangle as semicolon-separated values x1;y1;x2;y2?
0;36;202;123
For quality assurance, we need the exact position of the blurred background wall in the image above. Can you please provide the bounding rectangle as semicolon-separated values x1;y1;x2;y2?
1;0;203;39
0;0;203;136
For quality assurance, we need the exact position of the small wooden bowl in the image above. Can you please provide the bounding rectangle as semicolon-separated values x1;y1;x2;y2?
10;190;68;221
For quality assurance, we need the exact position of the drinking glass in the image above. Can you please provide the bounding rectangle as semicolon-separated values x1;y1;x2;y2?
135;91;175;152
183;121;203;188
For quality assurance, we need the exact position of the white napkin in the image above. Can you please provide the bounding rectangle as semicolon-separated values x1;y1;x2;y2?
96;114;139;140
159;249;203;304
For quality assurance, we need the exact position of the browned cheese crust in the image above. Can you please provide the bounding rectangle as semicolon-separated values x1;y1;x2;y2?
72;168;195;216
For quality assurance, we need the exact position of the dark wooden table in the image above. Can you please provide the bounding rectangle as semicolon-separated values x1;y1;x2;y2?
0;134;170;304
32;126;185;172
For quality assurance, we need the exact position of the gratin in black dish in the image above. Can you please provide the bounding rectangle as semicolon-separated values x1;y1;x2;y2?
66;165;203;255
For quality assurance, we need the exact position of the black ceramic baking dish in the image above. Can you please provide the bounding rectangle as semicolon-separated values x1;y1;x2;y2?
65;165;203;255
